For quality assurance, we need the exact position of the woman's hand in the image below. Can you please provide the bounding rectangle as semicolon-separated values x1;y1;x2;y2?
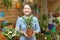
32;31;35;36
24;32;28;37
32;31;39;36
20;31;28;37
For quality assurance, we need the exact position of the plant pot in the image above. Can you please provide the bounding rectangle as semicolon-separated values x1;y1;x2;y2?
0;0;2;1
0;31;7;40
16;3;21;9
26;29;33;37
56;27;60;31
56;24;60;31
53;13;59;17
15;36;19;40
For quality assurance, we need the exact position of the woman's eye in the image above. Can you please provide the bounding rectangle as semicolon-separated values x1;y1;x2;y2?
28;8;31;9
24;8;26;10
28;8;29;9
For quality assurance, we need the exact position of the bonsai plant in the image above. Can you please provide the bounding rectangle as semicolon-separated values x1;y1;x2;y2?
2;0;12;8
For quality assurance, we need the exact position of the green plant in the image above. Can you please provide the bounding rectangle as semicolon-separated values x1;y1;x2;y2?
1;21;13;28
22;15;34;27
39;14;49;31
56;7;60;11
2;27;20;40
22;15;34;37
33;0;38;5
2;0;12;8
45;35;52;40
54;18;59;24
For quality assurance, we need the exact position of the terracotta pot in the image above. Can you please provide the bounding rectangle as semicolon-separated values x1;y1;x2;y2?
0;0;2;2
16;3;21;9
15;36;19;40
26;29;33;37
0;31;7;40
53;13;59;17
56;24;60;31
56;27;60;31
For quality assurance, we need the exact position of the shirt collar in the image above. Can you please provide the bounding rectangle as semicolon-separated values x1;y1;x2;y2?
23;15;33;19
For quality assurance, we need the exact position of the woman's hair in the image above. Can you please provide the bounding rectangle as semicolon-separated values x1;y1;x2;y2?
23;2;33;9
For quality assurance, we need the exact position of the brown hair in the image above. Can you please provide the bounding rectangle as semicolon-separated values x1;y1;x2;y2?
23;2;34;9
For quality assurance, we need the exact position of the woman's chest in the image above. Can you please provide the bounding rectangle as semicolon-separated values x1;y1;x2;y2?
20;20;36;29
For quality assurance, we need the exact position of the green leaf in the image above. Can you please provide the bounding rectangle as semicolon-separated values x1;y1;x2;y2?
39;14;49;30
54;18;59;24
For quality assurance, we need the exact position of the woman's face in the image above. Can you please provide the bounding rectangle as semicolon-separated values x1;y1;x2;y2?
23;4;32;16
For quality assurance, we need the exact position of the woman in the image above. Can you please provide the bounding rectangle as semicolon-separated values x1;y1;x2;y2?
15;2;40;40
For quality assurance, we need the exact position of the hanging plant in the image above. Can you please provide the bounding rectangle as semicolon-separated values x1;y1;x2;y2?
16;0;24;9
55;6;60;12
33;0;38;5
2;0;12;8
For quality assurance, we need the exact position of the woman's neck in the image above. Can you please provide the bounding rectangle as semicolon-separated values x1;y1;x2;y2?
24;14;32;18
25;15;30;18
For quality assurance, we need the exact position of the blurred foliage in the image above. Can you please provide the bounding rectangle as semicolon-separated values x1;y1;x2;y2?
2;0;12;8
39;14;49;31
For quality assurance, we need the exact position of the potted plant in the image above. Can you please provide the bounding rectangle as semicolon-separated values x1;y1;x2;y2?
56;24;60;33
2;27;16;40
2;0;12;9
53;6;60;17
36;14;49;40
2;22;20;40
22;15;34;37
26;25;33;37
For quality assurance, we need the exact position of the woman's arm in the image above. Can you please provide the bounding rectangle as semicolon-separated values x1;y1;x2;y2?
34;17;41;33
15;18;28;37
15;18;21;31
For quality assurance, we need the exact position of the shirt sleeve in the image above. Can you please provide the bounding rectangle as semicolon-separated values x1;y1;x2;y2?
34;17;41;33
15;18;21;31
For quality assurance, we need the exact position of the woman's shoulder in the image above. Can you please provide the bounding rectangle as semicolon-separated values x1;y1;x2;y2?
33;16;38;20
17;16;23;21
